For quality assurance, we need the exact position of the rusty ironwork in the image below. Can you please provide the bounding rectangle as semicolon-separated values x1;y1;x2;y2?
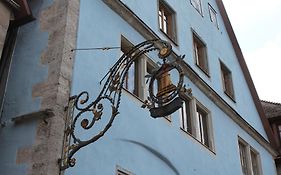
60;39;185;170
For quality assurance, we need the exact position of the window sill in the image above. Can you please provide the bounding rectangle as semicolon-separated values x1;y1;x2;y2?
180;127;216;155
159;29;178;47
224;91;236;103
123;88;145;104
195;64;210;78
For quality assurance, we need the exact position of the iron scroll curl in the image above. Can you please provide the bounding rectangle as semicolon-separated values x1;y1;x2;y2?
60;39;184;169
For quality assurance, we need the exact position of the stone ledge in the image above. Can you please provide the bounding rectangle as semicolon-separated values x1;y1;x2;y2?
11;109;54;124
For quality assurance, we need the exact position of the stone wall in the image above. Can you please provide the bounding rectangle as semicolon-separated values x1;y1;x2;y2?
27;0;79;174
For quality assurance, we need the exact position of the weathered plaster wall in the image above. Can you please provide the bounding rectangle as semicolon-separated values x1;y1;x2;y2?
0;0;79;174
65;1;276;175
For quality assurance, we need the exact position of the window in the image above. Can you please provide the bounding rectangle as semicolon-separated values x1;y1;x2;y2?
190;0;202;14
195;104;209;147
121;40;139;96
208;4;218;28
239;141;248;175
180;95;214;150
121;36;160;101
116;166;133;175
180;98;192;133
158;1;176;42
193;33;209;75
238;139;262;175
220;62;235;100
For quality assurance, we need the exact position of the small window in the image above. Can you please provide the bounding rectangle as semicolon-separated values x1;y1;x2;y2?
195;105;210;147
208;4;219;28
220;62;235;100
116;166;133;175
238;139;262;175
193;33;209;75
180;96;214;150
158;1;177;42
190;0;202;15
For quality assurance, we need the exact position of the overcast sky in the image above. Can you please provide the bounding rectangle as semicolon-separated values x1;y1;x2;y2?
222;0;281;103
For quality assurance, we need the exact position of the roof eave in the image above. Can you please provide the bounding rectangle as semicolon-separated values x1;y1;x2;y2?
215;0;278;150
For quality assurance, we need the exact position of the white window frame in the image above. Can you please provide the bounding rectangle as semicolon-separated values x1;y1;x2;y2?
180;94;215;151
238;137;263;175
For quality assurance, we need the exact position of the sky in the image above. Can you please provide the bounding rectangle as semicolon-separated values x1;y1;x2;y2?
222;0;281;103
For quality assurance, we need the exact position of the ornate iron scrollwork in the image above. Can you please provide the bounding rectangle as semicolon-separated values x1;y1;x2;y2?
60;39;185;170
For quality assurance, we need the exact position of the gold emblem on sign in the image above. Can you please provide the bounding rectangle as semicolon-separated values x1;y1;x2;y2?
160;47;169;57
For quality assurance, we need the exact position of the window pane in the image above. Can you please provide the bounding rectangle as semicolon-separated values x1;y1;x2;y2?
180;100;191;133
220;63;234;99
251;150;259;175
196;107;209;147
127;62;135;93
158;1;176;41
193;34;208;74
146;62;158;97
159;11;163;30
239;142;248;175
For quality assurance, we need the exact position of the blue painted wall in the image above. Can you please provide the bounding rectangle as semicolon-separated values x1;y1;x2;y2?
0;0;52;174
120;0;268;141
67;0;276;175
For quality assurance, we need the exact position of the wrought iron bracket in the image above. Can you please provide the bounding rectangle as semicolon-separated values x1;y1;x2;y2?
59;39;186;170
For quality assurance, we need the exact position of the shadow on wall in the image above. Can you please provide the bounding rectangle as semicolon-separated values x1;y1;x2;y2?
119;139;180;175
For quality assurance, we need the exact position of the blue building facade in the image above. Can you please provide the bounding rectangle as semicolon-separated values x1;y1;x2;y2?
0;0;278;175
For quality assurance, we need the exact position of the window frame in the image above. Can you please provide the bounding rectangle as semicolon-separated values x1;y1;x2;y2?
179;94;215;151
220;61;235;101
208;3;219;29
121;36;164;102
121;37;140;97
190;0;203;15
158;0;177;44
238;138;263;175
192;31;209;76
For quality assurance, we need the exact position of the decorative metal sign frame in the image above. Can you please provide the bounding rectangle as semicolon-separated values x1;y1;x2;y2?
60;39;185;170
